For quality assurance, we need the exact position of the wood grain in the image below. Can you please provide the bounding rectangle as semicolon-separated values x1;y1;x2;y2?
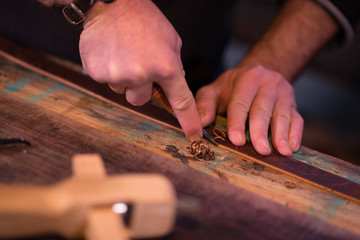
204;126;360;204
1;92;359;240
1;37;360;236
1;36;359;204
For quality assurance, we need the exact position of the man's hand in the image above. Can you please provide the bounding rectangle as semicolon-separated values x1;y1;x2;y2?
79;0;202;140
195;0;338;156
196;65;304;156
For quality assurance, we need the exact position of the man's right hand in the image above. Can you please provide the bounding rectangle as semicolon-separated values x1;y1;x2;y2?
79;0;202;140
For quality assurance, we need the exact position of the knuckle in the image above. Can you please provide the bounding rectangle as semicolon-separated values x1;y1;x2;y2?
251;103;271;119
154;61;179;79
171;93;194;112
273;73;283;84
176;35;183;50
272;112;291;123
126;65;144;80
229;98;251;112
120;65;147;85
293;111;304;124
270;71;285;86
245;65;264;79
272;72;291;89
157;65;176;79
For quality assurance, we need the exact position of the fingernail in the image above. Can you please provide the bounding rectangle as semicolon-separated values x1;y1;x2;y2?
199;111;206;121
280;140;292;156
228;131;243;146
257;139;271;155
237;133;244;145
290;139;299;152
189;133;202;142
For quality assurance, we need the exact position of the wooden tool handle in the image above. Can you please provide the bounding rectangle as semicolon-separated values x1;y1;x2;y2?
151;84;173;113
0;184;69;238
0;174;176;239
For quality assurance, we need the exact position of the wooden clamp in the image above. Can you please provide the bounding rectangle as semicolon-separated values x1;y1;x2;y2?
0;154;176;240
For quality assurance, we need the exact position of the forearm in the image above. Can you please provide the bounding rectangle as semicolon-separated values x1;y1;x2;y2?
239;0;339;81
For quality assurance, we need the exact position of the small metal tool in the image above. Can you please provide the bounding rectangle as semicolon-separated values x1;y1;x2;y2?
0;138;31;146
202;129;218;146
151;84;218;146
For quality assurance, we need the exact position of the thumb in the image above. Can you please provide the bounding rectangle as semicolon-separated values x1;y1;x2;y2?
195;85;218;127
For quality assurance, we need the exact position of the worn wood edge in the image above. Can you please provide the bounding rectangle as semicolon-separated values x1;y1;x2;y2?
1;36;360;205
297;145;360;181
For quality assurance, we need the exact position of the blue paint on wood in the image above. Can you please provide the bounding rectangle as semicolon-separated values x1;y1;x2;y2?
4;77;31;93
26;82;65;103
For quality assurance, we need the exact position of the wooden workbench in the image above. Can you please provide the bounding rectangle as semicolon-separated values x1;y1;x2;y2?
1;46;360;239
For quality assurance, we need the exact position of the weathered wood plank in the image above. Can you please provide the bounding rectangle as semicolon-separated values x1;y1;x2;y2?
1;55;360;235
1;40;360;235
0;92;359;240
1;36;360;200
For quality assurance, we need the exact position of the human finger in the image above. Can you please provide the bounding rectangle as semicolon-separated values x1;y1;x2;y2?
248;85;277;156
195;84;218;127
288;110;304;152
227;67;264;147
161;73;203;141
125;82;153;106
270;96;294;156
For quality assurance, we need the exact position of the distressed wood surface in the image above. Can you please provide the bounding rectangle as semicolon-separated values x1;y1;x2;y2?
0;92;358;240
203;126;360;203
1;45;360;237
2;36;359;205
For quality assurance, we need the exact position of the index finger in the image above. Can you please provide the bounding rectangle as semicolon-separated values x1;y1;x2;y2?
160;73;203;141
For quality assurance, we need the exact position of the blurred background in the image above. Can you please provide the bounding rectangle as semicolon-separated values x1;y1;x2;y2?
224;0;360;165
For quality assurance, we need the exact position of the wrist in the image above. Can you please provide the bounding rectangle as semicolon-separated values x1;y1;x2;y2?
236;51;286;79
62;0;115;25
83;0;134;28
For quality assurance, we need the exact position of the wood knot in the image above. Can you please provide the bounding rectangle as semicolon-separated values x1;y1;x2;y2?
284;181;297;189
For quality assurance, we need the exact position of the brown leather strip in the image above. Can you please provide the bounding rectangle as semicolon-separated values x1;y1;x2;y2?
1;36;359;204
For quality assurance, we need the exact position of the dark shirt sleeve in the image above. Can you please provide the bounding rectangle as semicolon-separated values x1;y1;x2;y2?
314;0;360;47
